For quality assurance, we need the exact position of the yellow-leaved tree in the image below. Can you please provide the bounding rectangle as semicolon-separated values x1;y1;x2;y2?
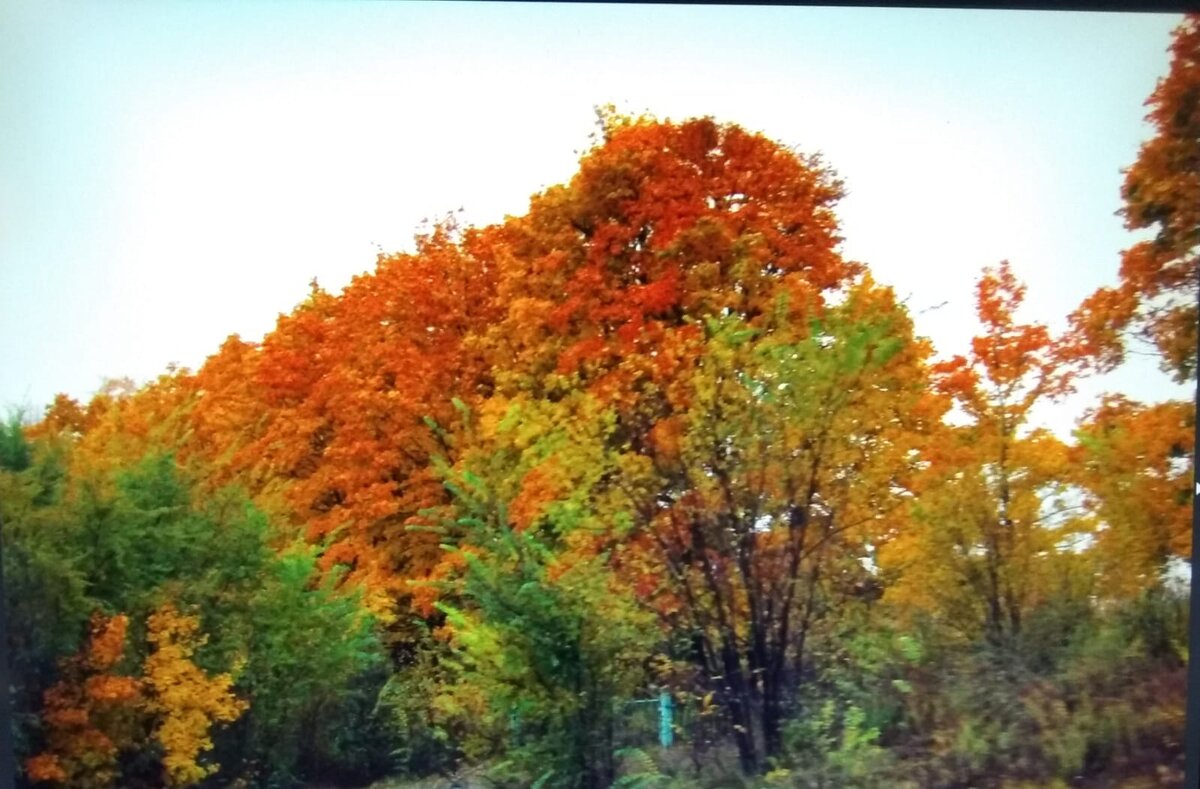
141;604;247;787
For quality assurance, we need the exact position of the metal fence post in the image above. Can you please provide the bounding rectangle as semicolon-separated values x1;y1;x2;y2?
658;691;673;749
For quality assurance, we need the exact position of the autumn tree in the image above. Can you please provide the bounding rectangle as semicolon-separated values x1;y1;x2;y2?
179;225;500;624
881;262;1084;648
432;278;938;778
398;114;938;776
62;375;198;493
472;112;854;404
1070;14;1200;381
1071;395;1194;598
141;603;246;786
26;614;142;788
608;281;937;772
185;335;268;490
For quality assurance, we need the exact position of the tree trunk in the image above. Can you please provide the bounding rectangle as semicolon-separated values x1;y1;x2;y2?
720;638;759;775
761;669;784;760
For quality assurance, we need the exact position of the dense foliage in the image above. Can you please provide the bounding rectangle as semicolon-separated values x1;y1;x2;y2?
5;16;1197;789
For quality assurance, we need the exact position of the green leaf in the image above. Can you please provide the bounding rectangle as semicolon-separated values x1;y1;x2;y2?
727;327;759;346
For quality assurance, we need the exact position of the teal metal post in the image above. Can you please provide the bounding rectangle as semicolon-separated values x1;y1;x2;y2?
658;691;673;748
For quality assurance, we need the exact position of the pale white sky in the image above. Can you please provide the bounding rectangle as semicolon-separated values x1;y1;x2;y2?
0;2;1190;437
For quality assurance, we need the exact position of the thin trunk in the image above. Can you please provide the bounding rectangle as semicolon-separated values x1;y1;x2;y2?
983;528;1004;646
583;697;615;789
996;410;1020;642
720;634;759;776
691;517;759;773
761;668;784;759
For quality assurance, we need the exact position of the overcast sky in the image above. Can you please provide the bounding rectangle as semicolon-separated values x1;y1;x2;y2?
0;2;1190;436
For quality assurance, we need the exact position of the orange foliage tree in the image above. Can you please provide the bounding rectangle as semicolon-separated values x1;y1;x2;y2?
26;614;142;788
881;262;1086;646
422;112;894;773
1070;14;1200;381
184;227;498;620
473;111;854;405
